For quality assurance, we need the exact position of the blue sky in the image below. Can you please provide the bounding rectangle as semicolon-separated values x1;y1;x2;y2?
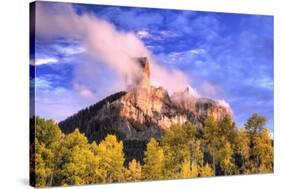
31;2;274;131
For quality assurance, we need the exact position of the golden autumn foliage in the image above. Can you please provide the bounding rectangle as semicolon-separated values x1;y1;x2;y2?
125;159;142;181
200;163;214;177
142;138;164;180
31;113;273;187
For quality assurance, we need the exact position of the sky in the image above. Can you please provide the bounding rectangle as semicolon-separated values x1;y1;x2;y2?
30;1;274;132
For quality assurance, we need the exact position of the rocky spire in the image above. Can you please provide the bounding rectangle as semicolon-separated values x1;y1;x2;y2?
135;57;150;88
137;57;150;79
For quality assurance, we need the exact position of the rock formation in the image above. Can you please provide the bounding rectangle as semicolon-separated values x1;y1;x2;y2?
135;57;150;87
59;57;233;163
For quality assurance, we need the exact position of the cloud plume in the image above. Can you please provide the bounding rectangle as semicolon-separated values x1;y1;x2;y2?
35;2;195;96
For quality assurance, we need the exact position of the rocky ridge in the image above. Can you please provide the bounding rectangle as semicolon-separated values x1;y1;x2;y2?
59;57;233;162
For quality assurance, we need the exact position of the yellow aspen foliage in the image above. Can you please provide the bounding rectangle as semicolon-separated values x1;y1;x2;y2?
193;140;203;167
255;129;273;173
219;141;235;175
125;159;142;181
181;160;191;178
92;135;125;183
200;163;214;177
31;112;274;186
143;138;164;180
244;113;273;174
190;163;199;177
35;140;54;187
161;124;196;178
33;117;63;187
236;128;250;173
180;160;199;178
55;129;93;186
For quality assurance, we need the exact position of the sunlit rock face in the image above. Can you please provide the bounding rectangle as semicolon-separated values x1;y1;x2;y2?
195;98;233;122
59;57;233;163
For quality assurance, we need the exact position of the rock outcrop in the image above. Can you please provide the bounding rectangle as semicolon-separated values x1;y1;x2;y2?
59;57;233;163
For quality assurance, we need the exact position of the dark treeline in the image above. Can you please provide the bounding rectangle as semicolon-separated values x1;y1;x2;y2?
30;113;273;187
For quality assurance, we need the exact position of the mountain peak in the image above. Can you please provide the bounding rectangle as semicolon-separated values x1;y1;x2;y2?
59;58;233;163
136;57;150;88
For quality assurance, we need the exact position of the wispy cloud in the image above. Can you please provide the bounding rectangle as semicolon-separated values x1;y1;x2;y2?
136;30;151;39
159;30;180;38
34;75;94;121
200;81;223;98
52;44;85;55
34;77;52;89
189;48;206;55
31;57;58;66
245;77;273;90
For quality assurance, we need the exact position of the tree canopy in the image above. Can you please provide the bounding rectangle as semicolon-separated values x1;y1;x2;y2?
31;113;273;187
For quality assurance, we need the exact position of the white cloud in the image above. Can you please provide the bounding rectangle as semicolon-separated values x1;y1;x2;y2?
34;77;52;89
136;30;178;41
79;89;95;99
136;30;151;39
159;30;179;38
189;48;206;55
52;87;68;95
217;99;231;109
53;44;85;55
216;99;233;117
73;82;96;100
200;81;222;98
34;76;94;121
32;57;58;66
156;51;187;65
35;87;91;122
168;52;185;59
245;77;273;90
156;48;207;66
257;77;273;89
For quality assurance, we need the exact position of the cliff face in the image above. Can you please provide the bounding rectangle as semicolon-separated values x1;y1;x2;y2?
59;57;233;163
